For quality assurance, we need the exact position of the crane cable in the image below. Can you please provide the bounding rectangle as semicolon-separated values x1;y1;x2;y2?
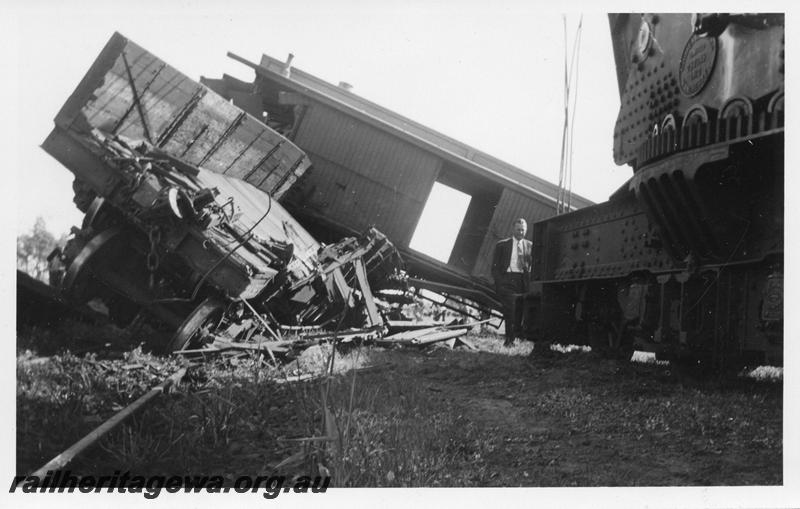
566;15;584;212
556;14;584;214
556;16;569;214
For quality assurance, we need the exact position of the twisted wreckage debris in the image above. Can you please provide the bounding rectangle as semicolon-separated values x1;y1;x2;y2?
39;32;487;357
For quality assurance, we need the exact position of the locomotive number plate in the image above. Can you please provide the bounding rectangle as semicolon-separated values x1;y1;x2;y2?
679;34;717;97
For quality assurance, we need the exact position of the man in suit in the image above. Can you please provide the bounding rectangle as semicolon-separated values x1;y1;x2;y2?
491;218;532;346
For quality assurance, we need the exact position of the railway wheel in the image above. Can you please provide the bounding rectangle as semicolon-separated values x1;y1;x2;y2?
62;228;122;300
588;319;633;361
614;327;635;361
82;197;122;231
167;298;225;352
588;321;613;357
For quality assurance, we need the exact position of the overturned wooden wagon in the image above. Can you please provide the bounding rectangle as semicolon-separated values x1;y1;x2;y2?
43;33;399;351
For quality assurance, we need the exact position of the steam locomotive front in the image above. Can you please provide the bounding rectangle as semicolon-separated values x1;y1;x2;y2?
529;14;783;367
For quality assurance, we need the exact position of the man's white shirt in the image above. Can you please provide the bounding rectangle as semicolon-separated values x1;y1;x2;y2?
507;238;525;273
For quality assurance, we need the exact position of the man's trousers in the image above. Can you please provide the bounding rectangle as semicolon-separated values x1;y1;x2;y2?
496;272;527;344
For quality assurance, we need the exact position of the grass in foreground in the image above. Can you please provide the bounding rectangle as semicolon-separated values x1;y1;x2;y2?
17;329;782;486
16;347;183;474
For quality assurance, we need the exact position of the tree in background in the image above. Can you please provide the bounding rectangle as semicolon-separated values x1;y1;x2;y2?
17;217;67;283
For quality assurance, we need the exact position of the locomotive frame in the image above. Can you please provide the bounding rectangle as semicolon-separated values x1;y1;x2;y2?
526;13;784;368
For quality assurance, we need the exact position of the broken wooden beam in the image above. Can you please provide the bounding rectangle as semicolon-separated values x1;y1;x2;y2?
382;325;446;342
28;367;188;478
411;328;468;345
377;325;471;347
226;342;291;354
352;257;382;327
385;319;447;333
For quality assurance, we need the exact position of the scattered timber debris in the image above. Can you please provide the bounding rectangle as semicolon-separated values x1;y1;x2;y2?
174;317;488;364
376;320;488;349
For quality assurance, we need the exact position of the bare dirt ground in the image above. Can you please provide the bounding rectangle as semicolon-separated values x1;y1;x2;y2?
17;329;782;487
402;340;782;486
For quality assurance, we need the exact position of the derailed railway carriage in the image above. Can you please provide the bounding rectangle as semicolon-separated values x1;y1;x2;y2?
528;13;784;367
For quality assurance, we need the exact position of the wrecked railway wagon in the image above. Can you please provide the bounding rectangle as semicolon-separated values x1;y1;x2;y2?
201;53;593;314
42;33;398;351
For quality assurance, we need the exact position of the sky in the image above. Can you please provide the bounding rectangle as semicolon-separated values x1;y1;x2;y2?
7;1;625;238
